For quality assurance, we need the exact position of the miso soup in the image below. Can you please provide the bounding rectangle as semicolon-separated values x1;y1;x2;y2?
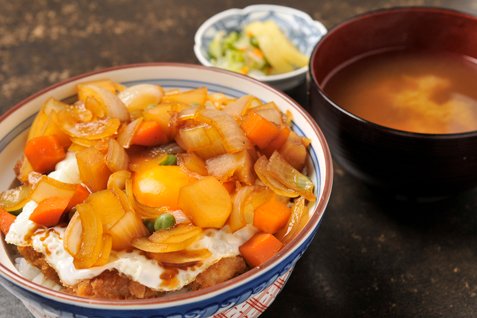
323;50;477;134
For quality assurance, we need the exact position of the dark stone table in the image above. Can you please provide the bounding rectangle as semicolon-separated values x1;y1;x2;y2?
1;1;477;317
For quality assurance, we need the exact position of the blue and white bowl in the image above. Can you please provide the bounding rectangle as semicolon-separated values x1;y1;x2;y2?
0;63;333;318
194;5;327;91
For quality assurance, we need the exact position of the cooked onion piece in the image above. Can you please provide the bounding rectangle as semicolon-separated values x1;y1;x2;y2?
77;84;129;121
254;155;299;198
275;196;309;245
0;184;32;212
116;118;143;148
73;202;104;269
206;150;256;184
196;109;253;153
106;138;130;172
268;151;315;201
148;224;202;244
108;209;150;251
147;248;212;266
117;84;164;112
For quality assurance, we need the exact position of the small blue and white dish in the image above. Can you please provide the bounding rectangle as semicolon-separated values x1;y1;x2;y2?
194;5;327;91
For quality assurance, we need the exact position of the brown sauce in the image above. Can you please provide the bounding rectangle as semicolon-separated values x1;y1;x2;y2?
323;50;477;134
159;261;203;289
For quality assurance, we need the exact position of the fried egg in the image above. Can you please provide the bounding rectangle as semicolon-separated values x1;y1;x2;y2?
6;153;258;291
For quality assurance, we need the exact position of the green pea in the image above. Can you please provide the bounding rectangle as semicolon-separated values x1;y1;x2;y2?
143;218;156;234
154;213;175;231
160;154;177;166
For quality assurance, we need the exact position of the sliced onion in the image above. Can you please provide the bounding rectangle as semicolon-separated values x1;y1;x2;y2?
268;151;315;201
76;79;117;94
117;84;164;112
70;101;93;122
77;84;130;121
64;212;82;257
177;105;204;121
146;248;212;266
106;138;130;172
60;115;120;140
116;117;143;148
162;86;208;105
278;131;307;171
275;196;309;245
110;181;134;213
70;137;99;147
109;209;150;251
30;175;78;203
176;124;211;151
254;108;283;125
193;126;227;160
165;88;181;96
207;92;227;109
86;189;126;231
107;170;132;191
73;202;103;269
0;184;32;212
177;152;208;177
206;150;256;184
84;96;106;118
93;234;113;266
254;155;299;198
143;102;192;140
227;186;254;233
196;108;253;153
15;155;34;182
222;95;253;120
148;224;202;244
131;232;200;253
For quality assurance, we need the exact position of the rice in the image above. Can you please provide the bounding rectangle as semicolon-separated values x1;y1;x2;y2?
14;257;64;291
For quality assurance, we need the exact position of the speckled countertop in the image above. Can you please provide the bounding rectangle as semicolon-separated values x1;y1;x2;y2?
2;1;477;317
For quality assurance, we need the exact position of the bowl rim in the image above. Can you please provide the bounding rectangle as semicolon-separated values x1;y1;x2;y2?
309;6;477;139
193;4;327;83
0;62;333;307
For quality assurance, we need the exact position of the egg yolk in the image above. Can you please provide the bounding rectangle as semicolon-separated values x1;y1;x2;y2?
132;166;195;209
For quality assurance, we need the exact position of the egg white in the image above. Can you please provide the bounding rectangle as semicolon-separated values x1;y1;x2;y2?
6;153;258;291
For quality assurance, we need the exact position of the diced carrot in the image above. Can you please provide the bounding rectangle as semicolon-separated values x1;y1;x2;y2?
24;135;66;174
241;111;280;149
253;196;291;234
66;184;90;211
269;125;291;150
29;196;71;227
260;145;276;158
253;48;264;58
239;232;283;268
0;209;16;235
131;121;167;147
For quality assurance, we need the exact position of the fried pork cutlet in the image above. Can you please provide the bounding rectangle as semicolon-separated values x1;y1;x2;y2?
18;246;247;299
